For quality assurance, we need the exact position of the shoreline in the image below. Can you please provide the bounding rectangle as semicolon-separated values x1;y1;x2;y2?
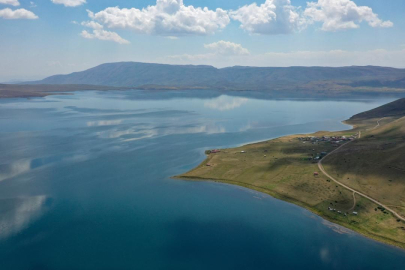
175;117;405;250
2;84;405;100
0;84;132;99
176;175;405;251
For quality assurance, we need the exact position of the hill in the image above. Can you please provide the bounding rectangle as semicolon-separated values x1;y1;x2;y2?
178;99;405;249
350;98;405;120
33;62;405;95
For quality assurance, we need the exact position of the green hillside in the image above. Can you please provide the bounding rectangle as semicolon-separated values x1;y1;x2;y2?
178;99;405;249
324;115;405;219
350;98;405;119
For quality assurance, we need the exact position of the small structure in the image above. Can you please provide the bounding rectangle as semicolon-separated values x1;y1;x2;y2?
241;151;246;153
353;211;358;215
314;172;319;176
211;149;221;153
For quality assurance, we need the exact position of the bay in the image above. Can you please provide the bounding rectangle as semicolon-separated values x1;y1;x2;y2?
0;90;404;269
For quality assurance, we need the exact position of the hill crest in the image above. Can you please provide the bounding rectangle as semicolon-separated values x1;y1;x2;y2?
34;62;405;93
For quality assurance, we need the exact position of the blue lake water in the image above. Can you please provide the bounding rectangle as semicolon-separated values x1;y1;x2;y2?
0;90;404;269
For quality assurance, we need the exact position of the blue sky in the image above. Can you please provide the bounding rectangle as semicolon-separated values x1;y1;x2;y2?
1;0;405;81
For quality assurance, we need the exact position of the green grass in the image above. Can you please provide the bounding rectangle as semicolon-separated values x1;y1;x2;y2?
177;114;405;249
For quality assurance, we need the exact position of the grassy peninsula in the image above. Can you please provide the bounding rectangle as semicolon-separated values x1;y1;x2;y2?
177;99;405;249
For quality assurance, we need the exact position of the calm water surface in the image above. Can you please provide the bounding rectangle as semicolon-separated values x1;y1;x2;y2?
0;90;404;269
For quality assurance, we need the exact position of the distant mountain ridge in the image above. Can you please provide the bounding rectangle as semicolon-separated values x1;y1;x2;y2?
34;62;405;94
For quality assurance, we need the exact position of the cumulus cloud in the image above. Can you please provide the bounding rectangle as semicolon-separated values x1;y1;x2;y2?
0;0;19;6
204;40;250;55
0;8;38;19
230;0;306;35
80;29;130;44
81;20;103;30
304;0;393;31
77;0;392;37
166;47;405;68
51;0;86;7
80;19;129;44
87;0;230;36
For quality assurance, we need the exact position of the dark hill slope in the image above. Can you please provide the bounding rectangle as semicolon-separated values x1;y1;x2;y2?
350;98;405;120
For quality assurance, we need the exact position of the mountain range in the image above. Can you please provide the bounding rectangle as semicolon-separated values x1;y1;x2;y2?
34;62;405;93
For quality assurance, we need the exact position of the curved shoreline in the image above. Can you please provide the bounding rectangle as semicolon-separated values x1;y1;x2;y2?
176;175;405;251
175;117;405;250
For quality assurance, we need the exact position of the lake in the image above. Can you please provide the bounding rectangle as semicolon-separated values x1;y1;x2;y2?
0;90;404;269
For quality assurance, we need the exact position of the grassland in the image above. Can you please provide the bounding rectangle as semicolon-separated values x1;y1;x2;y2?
177;99;405;249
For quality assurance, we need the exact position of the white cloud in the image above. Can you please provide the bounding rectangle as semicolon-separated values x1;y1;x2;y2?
0;8;38;19
51;0;86;7
81;20;103;30
80;29;130;44
304;0;393;31
30;1;37;8
204;40;250;55
0;0;19;6
167;41;249;64
230;0;306;35
80;19;129;44
87;0;230;36
165;48;405;68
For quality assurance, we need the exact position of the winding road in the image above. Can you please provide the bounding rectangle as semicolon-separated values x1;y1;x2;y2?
366;117;385;131
318;119;405;221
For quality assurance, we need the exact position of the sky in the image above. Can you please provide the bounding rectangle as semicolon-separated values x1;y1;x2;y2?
1;0;405;81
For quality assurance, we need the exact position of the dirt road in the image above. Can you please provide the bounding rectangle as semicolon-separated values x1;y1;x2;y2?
318;118;405;221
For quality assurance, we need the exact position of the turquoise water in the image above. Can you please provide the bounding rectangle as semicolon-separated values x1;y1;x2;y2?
0;90;404;269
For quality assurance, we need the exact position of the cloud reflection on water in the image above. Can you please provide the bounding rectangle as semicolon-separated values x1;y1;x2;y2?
0;154;91;183
0;160;31;182
204;96;248;111
96;123;226;142
87;120;123;127
0;196;47;239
